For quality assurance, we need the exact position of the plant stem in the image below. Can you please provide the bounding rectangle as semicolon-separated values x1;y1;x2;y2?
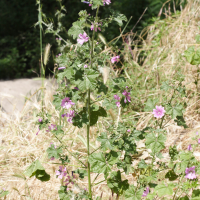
87;89;92;198
39;0;44;112
86;6;100;199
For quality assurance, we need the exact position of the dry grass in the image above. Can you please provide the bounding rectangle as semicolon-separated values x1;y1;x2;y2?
1;0;200;199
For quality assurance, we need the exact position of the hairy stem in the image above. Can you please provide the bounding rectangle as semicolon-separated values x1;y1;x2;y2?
86;6;100;199
38;0;44;112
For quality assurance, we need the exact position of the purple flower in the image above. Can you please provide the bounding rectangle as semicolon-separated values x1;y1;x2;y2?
152;105;165;119
196;131;199;135
185;166;197;180
64;174;75;186
61;113;67;118
46;124;57;132
74;87;79;90
38;118;42;123
89;4;92;6
56;166;67;179
58;67;66;70
83;1;89;4
59;38;62;40
61;97;75;109
91;22;101;32
36;126;40;135
84;65;88;68
142;187;149;197
116;101;120;107
127;129;131;132
122;90;131;103
77;32;89;45
103;0;111;5
66;110;75;123
56;38;59;40
111;55;120;63
198;139;200;144
59;53;62;56
114;94;121;101
188;144;192;151
114;94;121;107
50;157;55;160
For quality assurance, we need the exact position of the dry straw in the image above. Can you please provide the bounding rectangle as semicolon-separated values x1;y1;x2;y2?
1;1;200;199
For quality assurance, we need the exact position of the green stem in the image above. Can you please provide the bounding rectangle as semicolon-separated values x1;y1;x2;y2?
39;0;44;112
86;6;100;199
87;89;92;198
54;135;87;168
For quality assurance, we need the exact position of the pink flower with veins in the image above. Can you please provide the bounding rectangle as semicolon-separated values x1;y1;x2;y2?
122;90;131;103
142;187;150;197
111;55;120;63
66;110;75;123
77;32;89;45
114;94;121;101
116;101;120;107
185;166;197;180
46;124;57;132
56;166;67;179
152;105;165;119
61;97;75;109
103;0;111;5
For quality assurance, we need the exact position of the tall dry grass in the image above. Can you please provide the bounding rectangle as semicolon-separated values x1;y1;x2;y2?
1;0;200;199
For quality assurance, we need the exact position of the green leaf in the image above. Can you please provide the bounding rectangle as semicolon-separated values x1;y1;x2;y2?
90;106;107;126
57;68;73;82
125;185;144;200
145;132;166;154
165;104;183;119
68;20;84;39
110;10;127;26
144;98;158;112
78;69;99;91
179;196;189;200
0;190;10;198
195;35;200;44
107;171;129;195
35;170;50;181
174;116;188;128
73;107;89;128
46;144;62;159
184;46;195;64
138;159;148;169
88;152;111;178
24;160;50;182
92;0;104;9
58;186;71;200
192;189;200;199
154;183;174;197
97;132;114;151
160;81;171;91
74;169;87;179
24;159;44;177
184;46;200;65
165;170;178;181
106;151;121;165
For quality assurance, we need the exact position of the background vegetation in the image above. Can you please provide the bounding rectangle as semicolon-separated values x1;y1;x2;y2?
0;0;187;79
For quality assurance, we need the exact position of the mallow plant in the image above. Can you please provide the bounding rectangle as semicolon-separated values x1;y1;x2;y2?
21;0;200;199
